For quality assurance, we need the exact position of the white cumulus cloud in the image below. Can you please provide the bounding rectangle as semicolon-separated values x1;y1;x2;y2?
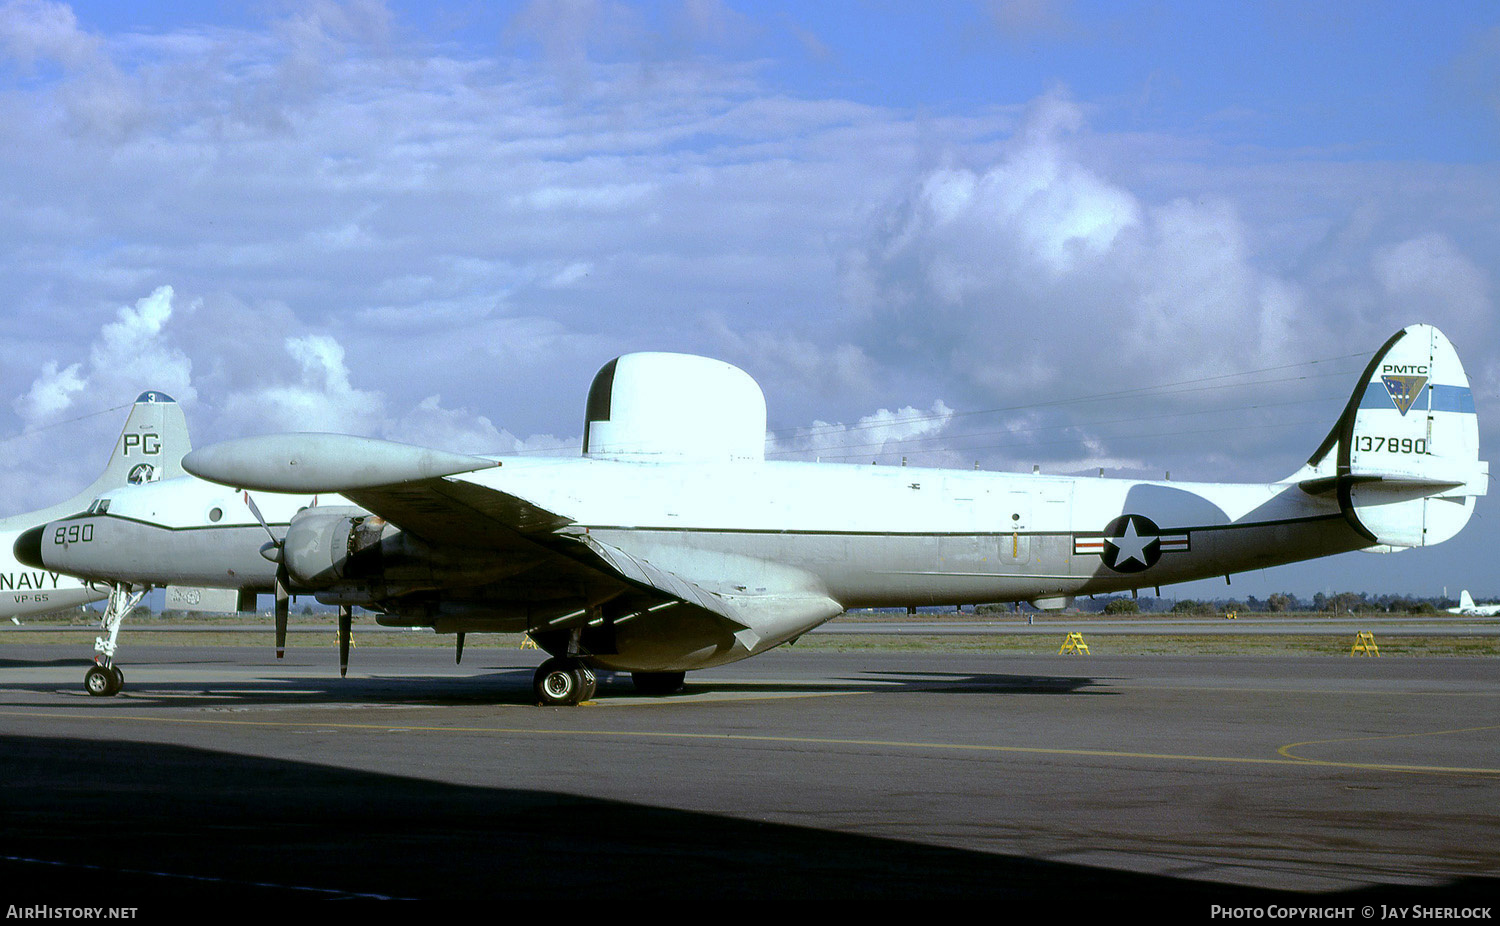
14;284;197;427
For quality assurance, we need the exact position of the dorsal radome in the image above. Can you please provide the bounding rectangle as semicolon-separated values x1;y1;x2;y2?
583;352;766;463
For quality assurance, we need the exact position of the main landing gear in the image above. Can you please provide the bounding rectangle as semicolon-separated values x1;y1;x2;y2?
533;657;597;706
529;629;688;706
85;583;148;697
531;664;690;704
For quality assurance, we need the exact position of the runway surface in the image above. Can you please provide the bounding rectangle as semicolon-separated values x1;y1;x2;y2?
1;643;1497;910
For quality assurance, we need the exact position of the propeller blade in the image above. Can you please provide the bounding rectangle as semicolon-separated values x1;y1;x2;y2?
338;605;352;678
456;632;465;665
241;491;279;546
274;564;288;659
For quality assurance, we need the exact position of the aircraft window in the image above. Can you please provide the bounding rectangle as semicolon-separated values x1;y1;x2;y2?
209;507;222;523
97;499;109;514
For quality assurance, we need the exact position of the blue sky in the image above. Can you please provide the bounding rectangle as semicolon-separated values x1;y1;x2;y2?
0;0;1496;599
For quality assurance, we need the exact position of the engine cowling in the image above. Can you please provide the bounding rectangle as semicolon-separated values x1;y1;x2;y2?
281;506;520;595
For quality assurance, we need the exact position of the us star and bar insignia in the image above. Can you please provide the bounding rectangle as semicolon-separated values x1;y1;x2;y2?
1074;514;1189;573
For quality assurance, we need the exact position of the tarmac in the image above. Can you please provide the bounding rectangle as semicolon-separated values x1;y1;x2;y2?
1;642;1497;911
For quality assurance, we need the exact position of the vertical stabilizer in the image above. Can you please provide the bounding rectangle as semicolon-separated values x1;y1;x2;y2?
0;391;192;528
1291;325;1486;547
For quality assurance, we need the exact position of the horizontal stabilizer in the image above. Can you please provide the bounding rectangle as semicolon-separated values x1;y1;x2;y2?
184;434;499;493
1298;474;1465;497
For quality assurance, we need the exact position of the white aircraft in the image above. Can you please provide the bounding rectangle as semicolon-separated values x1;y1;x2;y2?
1448;590;1500;616
0;391;191;695
17;324;1487;704
0;390;188;620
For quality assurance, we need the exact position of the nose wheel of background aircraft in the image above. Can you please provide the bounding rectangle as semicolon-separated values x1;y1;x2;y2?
84;663;124;697
82;582;148;697
533;657;597;706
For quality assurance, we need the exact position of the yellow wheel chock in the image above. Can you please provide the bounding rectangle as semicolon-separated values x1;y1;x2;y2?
1059;632;1090;655
1350;632;1380;656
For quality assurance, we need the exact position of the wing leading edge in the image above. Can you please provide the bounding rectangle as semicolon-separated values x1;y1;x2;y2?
182;433;843;660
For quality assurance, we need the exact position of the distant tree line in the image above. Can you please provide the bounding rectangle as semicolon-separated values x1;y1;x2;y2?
976;592;1464;616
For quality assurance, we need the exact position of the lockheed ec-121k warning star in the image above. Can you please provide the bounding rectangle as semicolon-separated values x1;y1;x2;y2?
16;324;1487;704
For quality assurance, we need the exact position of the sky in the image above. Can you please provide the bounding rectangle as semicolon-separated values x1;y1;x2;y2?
0;0;1495;600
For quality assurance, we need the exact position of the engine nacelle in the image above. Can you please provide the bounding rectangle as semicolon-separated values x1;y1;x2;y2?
281;506;522;593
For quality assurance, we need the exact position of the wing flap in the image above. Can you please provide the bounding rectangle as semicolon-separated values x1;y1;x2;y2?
570;533;748;626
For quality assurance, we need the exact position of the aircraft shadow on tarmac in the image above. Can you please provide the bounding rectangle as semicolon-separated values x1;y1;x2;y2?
0;661;1116;708
855;670;1113;695
0;657;117;670
2;733;1495;907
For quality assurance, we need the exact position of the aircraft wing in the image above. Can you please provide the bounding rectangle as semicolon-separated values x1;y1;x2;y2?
329;475;726;619
182;434;841;647
341;478;842;649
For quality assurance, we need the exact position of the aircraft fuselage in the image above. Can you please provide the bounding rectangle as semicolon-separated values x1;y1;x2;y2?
25;455;1368;615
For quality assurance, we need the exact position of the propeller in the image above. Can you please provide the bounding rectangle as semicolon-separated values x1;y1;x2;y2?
242;491;290;659
338;605;352;678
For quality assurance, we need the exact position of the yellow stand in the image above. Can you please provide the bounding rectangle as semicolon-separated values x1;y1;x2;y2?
1059;632;1090;655
1351;632;1380;657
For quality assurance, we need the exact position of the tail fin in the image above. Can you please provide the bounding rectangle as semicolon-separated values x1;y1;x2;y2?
93;390;191;489
1461;590;1476;610
3;391;192;527
1290;325;1487;547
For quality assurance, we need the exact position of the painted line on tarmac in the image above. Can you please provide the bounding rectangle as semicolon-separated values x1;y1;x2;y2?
1276;723;1500;776
1115;682;1500;699
8;707;1497;775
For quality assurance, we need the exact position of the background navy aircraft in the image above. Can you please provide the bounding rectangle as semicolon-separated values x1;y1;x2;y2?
1448;590;1500;616
0;391;191;695
18;325;1486;704
0;391;188;619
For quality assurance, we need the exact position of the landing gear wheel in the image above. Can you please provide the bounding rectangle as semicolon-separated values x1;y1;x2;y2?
631;671;685;696
110;665;124;693
534;658;593;706
85;665;121;697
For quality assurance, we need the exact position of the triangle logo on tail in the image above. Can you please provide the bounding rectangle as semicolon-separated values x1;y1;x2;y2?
1381;375;1427;416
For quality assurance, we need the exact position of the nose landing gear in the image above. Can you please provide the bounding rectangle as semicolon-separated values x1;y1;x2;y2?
84;583;148;697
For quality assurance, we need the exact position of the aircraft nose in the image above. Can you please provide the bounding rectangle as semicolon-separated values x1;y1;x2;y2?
13;525;45;569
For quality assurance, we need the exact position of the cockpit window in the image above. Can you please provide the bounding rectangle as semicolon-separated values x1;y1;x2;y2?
86;498;111;515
